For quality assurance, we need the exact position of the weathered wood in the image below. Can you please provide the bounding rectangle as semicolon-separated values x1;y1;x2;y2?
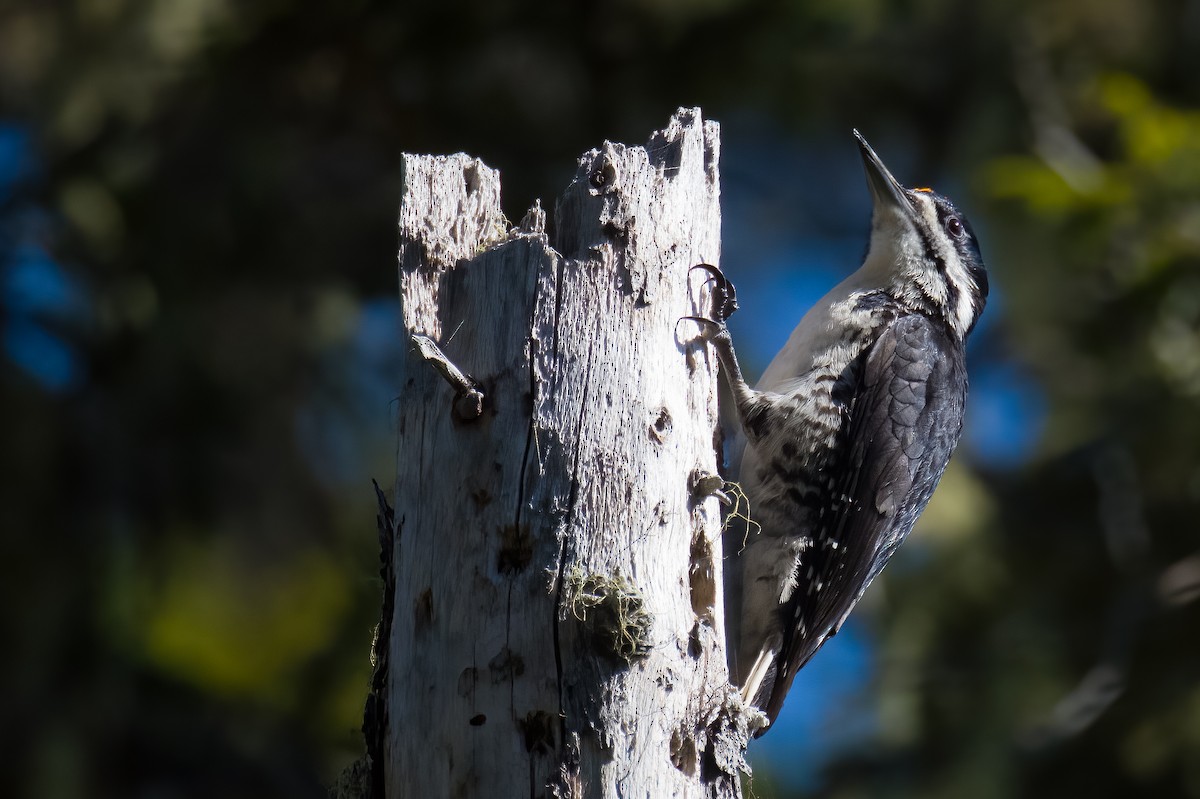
385;108;751;798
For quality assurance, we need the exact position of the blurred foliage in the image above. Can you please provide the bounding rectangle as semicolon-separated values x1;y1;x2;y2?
1;0;1199;797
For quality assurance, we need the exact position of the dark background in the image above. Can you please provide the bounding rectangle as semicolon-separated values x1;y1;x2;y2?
3;1;1199;797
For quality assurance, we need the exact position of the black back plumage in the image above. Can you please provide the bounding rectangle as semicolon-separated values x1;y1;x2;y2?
755;311;969;726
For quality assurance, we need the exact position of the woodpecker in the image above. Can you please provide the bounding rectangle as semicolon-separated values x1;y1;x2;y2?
698;131;988;733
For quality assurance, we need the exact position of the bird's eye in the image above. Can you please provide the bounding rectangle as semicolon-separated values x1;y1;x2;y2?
946;217;964;237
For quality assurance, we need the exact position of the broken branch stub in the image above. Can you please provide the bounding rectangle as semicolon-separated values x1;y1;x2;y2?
409;333;484;420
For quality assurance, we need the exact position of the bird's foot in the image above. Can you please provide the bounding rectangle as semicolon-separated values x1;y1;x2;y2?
682;263;740;347
688;263;738;325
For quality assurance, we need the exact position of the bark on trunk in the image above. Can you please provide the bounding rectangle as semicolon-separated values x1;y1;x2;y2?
369;107;753;799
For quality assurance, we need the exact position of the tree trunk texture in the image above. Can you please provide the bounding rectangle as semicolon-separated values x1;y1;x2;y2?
377;108;752;799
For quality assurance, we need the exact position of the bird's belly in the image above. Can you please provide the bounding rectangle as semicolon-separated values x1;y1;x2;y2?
739;383;846;537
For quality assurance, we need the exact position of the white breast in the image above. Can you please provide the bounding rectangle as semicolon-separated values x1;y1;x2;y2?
755;265;885;394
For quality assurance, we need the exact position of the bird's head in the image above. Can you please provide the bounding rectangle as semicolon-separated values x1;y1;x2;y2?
854;130;988;341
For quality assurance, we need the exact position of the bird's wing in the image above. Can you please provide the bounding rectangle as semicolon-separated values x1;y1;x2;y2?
760;312;968;725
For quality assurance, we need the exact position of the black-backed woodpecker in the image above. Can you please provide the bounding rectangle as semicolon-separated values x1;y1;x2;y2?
698;131;988;734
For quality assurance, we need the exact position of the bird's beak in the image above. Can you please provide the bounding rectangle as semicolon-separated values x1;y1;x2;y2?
853;130;912;218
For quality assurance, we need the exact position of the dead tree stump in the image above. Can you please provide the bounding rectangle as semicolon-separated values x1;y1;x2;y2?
368;107;752;799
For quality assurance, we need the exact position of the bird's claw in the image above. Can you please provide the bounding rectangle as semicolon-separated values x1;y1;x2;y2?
679;313;726;341
688;263;739;324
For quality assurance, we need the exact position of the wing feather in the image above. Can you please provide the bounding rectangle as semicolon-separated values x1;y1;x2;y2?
760;313;967;725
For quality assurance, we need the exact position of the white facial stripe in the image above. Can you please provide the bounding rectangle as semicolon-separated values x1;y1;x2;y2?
948;254;977;336
911;193;978;338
